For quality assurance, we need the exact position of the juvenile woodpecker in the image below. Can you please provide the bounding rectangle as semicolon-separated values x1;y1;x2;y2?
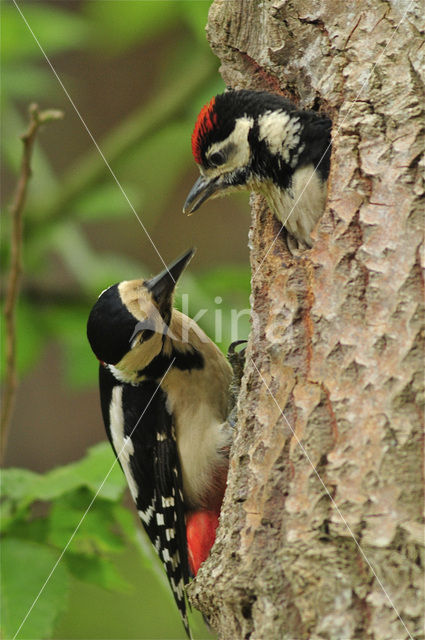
87;249;233;637
183;89;332;250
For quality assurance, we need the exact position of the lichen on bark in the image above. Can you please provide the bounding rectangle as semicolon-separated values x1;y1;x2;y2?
189;2;424;639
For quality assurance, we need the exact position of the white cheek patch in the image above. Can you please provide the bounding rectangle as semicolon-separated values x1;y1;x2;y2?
108;364;131;384
139;505;154;525
205;116;254;178
258;111;301;164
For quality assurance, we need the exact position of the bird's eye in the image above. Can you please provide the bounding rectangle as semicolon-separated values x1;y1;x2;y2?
129;323;155;347
209;151;225;166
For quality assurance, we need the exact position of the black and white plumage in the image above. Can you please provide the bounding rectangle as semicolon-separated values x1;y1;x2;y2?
87;249;232;637
183;89;332;251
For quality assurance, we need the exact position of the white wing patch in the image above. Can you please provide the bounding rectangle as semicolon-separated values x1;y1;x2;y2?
109;386;139;501
162;548;171;563
170;576;184;600
162;495;175;508
171;550;180;570
138;506;154;525
258;110;301;163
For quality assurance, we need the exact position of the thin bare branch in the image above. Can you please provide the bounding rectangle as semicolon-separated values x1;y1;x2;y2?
1;103;63;464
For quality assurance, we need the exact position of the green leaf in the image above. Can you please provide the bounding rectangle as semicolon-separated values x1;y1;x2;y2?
0;469;40;533
0;467;40;502
41;443;126;503
4;515;50;545
64;552;130;592
68;442;126;501
1;4;89;63
48;490;126;554
0;499;16;533
1;443;126;513
1;538;69;640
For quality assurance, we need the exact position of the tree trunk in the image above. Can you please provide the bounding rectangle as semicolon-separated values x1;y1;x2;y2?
188;1;424;639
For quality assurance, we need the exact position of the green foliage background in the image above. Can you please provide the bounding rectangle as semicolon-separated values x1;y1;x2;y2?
1;1;250;638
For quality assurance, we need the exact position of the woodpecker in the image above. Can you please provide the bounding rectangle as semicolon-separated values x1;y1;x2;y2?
87;249;233;637
183;89;332;251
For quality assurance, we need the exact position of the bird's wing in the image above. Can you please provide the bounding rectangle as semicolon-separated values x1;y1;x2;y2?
98;365;191;637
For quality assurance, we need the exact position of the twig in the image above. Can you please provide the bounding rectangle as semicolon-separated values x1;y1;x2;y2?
1;103;63;464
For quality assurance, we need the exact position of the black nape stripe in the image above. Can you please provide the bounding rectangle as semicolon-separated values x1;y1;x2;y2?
138;346;204;379
173;348;204;371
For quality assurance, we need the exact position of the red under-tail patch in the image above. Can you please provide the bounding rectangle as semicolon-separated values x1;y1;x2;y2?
191;96;217;165
186;510;219;575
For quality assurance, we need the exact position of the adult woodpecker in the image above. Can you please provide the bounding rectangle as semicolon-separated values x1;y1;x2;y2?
87;249;233;637
183;89;332;251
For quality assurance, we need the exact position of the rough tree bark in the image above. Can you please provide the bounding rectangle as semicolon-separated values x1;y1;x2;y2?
189;2;424;639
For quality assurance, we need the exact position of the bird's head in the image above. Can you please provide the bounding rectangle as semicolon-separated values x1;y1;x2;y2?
87;249;195;375
183;90;306;215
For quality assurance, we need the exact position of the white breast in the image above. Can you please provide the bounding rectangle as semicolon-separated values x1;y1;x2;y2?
161;353;232;510
174;398;230;509
260;164;327;247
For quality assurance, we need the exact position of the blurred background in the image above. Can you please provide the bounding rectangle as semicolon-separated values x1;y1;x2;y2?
1;1;251;638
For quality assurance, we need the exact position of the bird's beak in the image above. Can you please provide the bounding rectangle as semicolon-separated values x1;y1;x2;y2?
183;175;225;215
145;248;195;311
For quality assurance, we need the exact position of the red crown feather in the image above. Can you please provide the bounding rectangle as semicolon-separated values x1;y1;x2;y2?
191;96;217;165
